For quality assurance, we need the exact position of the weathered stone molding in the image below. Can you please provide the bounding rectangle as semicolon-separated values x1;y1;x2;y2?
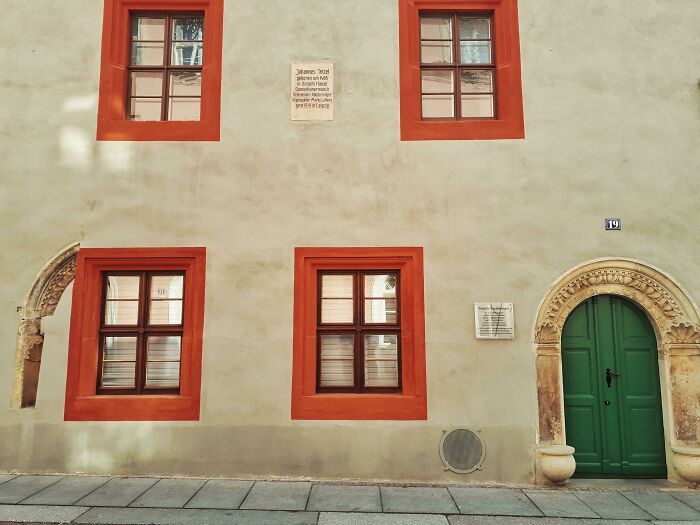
11;242;80;409
533;258;700;484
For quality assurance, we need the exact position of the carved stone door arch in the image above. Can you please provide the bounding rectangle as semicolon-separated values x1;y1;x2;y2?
533;258;700;484
11;242;79;408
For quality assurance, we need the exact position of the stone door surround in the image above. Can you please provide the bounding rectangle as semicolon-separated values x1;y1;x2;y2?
533;258;700;484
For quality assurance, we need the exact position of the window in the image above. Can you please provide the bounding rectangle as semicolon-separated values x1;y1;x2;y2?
98;272;185;394
128;14;204;122
64;248;206;421
318;272;401;393
292;248;427;420
96;0;223;141
399;0;524;140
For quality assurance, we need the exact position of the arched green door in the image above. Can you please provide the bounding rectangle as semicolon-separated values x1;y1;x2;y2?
562;295;667;478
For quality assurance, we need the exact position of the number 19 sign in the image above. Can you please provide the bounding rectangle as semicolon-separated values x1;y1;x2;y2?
605;218;622;230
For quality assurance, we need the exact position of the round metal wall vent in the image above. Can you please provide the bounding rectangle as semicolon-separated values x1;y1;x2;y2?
439;428;485;474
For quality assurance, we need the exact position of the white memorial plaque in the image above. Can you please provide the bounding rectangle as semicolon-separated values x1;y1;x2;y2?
474;303;514;340
291;62;334;121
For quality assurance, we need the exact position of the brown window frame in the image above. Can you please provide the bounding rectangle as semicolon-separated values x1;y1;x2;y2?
419;11;496;121
316;270;402;394
127;11;204;122
97;270;185;395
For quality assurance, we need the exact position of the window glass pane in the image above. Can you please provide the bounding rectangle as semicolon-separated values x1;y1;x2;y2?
168;97;201;121
104;273;140;325
364;299;398;324
132;17;166;41
460;41;492;64
150;275;184;299
421;41;452;64
130;72;163;97
171;42;203;65
422;94;454;118
170;72;202;96
319;334;354;387
421;70;454;94
322;275;353;298
461;94;494;117
102;362;136;388
106;276;140;299
420;16;452;39
146;361;180;388
129;98;162;121
172;18;204;41
460;69;493;93
148;299;183;325
459;17;490;40
364;334;399;387
364;274;397;298
103;336;137;361
131;42;165;65
147;336;182;361
321;299;354;324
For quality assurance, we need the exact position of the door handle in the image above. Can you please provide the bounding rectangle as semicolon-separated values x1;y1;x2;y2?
605;368;620;388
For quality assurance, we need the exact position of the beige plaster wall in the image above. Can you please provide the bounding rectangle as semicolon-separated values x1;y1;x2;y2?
0;0;699;483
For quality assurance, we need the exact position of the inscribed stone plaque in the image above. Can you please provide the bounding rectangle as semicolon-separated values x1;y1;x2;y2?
474;303;514;340
291;62;334;121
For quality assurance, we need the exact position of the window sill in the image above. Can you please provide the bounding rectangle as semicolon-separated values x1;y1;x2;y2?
65;394;199;421
96;119;220;142
292;393;427;421
401;117;525;141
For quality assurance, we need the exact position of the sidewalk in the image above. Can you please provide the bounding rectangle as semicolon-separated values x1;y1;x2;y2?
0;474;698;525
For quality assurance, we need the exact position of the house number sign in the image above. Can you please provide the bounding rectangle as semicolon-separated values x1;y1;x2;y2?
474;303;514;340
605;218;622;230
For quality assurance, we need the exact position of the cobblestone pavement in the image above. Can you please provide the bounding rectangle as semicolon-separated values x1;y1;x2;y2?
0;475;698;524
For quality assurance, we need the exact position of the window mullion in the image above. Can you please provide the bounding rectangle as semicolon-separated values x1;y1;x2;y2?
136;272;149;394
453;14;461;120
161;14;171;121
354;272;362;392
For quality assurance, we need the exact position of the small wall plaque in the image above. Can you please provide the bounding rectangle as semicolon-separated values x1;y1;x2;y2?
474;303;514;340
291;62;334;121
605;218;622;230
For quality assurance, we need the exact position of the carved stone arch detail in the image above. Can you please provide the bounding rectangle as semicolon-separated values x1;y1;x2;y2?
533;258;700;484
11;242;80;409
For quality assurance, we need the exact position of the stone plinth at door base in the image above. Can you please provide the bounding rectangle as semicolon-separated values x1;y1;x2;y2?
536;445;576;485
672;446;700;487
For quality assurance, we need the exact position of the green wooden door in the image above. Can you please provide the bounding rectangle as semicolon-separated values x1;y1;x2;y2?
562;295;666;478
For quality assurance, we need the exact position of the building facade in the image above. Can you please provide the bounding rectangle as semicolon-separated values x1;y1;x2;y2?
1;0;699;486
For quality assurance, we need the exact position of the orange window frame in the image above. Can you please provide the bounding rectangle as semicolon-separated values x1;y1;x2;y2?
96;0;223;141
64;248;206;421
399;0;524;141
292;247;427;420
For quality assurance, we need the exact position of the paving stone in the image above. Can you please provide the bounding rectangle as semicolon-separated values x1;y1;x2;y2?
449;488;542;517
75;477;159;507
448;517;649;525
653;522;700;525
0;503;88;523
0;476;17;486
523;490;598;519
73;507;318;525
319;512;449;525
0;476;64;504
129;478;207;508
672;492;700;512
573;490;654;520
381;487;458;514
623;491;700;521
185;480;254;509
240;481;311;511
307;484;380;512
21;476;110;506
